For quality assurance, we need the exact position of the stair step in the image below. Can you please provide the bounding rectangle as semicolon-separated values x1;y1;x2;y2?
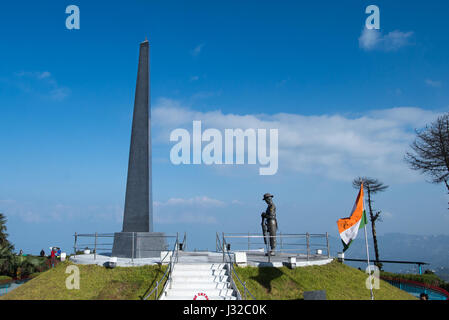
173;269;227;276
165;288;235;297
169;282;230;290
175;263;226;271
161;295;237;300
171;275;229;283
160;262;238;301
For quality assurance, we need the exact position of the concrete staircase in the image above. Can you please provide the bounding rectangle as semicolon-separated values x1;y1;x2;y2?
159;263;238;300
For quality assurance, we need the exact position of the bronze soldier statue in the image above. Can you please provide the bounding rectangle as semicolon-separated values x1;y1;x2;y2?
261;193;277;256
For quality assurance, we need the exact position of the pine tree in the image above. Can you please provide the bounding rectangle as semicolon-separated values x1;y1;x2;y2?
352;177;388;270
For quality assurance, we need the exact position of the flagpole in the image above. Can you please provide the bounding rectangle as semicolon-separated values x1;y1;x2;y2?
363;195;374;300
364;224;374;300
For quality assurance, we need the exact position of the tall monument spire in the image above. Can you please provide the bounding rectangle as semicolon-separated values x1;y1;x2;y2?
112;40;166;258
122;39;152;233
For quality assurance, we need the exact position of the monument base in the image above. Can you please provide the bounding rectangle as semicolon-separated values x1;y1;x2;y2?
112;232;168;258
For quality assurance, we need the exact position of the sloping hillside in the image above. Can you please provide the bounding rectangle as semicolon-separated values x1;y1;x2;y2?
1;261;166;300
2;259;416;300
234;260;416;300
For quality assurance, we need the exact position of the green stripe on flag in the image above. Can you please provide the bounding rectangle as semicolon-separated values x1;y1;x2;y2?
342;210;368;252
360;210;368;229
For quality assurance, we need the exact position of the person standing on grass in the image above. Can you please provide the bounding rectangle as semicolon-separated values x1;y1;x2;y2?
50;248;56;268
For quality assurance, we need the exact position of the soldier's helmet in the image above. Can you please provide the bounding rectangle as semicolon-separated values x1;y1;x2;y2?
263;193;274;200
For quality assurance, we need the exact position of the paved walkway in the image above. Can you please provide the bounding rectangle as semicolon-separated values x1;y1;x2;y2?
70;250;332;268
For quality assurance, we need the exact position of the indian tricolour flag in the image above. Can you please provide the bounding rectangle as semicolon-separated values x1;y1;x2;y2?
337;182;368;252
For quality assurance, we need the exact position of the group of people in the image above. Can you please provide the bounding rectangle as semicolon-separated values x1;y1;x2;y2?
39;247;62;268
16;247;62;269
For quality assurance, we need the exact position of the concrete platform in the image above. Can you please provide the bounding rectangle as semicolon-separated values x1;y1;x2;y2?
70;250;332;268
175;250;332;267
111;232;167;258
69;254;160;267
243;251;333;267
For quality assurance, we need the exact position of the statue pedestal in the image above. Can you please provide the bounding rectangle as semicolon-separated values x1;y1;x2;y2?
112;232;167;258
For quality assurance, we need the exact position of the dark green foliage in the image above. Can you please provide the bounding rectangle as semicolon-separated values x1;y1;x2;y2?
0;213;15;276
380;270;448;288
0;212;48;278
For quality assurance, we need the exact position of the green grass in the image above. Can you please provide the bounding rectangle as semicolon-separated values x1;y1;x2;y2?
0;275;13;281
234;260;416;300
1;259;418;300
0;261;167;300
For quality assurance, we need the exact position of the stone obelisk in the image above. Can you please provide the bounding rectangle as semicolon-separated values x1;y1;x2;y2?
112;39;166;258
123;38;151;233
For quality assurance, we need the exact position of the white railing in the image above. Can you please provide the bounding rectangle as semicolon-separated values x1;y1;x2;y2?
142;233;182;300
73;232;185;262
218;232;330;263
221;236;256;300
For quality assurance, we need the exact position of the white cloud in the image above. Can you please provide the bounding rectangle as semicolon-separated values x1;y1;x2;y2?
0;199;16;204
382;211;393;219
425;79;442;88
19;211;41;223
13;70;70;101
276;79;289;87
154;196;225;208
383;30;414;51
191;43;205;57
50;87;71;101
153;196;225;224
0;200;123;224
38;71;51;79
359;28;381;51
154;213;217;225
152;98;443;183
15;71;51;79
359;28;414;51
191;90;222;100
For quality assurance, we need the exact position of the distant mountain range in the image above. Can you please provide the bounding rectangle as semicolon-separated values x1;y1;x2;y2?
327;233;449;281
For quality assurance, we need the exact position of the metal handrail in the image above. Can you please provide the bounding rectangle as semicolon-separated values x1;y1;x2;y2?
181;232;187;251
142;234;179;300
73;232;177;259
223;232;326;236
380;276;449;299
222;236;256;300
75;233;177;238
216;232;223;252
221;232;331;262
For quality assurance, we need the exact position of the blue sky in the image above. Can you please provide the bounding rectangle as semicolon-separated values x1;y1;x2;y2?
1;1;449;255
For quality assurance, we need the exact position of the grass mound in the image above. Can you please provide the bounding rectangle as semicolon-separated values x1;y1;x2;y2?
2;259;417;300
234;260;416;300
0;261;167;300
